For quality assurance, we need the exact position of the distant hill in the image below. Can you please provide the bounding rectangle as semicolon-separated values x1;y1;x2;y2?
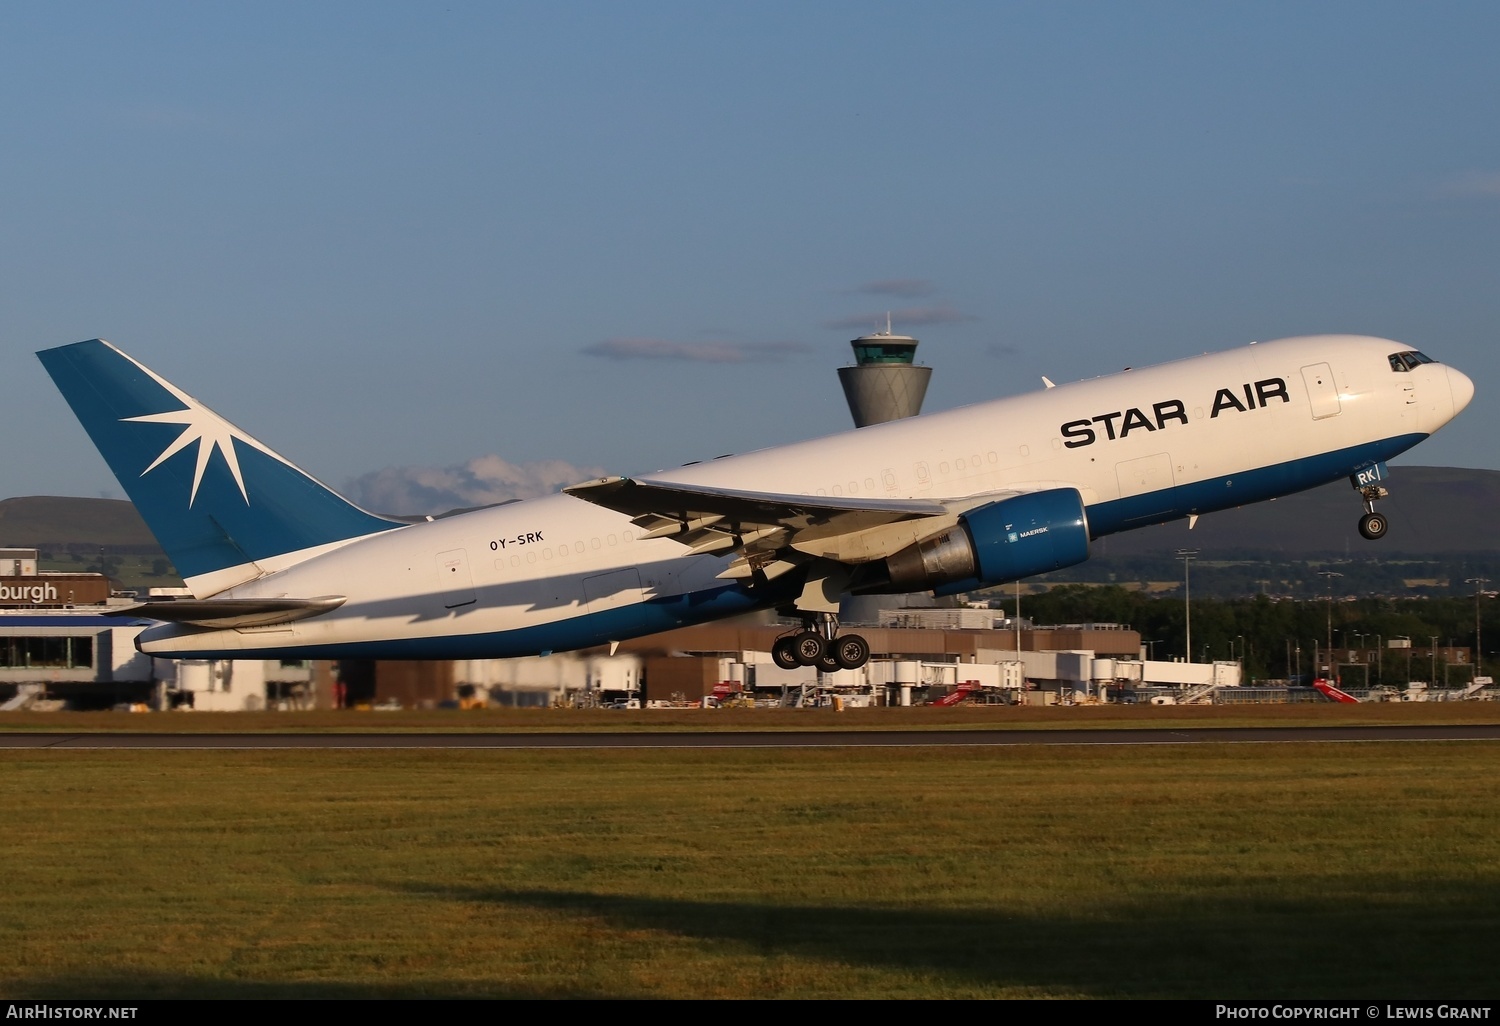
1093;467;1500;558
0;496;165;554
1;466;1495;563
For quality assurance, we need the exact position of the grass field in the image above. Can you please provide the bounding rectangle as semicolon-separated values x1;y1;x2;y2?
3;738;1498;998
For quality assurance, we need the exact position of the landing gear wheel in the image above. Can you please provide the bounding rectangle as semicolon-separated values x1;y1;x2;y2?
772;636;801;670
817;652;843;673
1359;511;1388;541
833;634;870;670
791;630;826;666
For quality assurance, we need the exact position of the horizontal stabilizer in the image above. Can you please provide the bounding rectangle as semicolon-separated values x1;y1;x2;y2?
104;595;346;629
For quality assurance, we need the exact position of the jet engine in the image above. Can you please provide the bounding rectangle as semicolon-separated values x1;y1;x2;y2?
880;487;1090;594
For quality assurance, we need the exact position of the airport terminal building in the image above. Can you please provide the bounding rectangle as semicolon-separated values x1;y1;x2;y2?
0;548;316;711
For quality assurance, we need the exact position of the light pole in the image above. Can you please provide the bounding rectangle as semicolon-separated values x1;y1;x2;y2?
1178;549;1197;662
1318;570;1344;676
1430;635;1439;684
1014;579;1022;659
1466;577;1488;680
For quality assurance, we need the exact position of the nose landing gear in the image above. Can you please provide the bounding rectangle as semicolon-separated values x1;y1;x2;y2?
1349;464;1396;541
1358;483;1390;541
771;613;871;670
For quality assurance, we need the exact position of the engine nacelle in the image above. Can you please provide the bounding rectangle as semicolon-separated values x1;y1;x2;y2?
882;488;1090;593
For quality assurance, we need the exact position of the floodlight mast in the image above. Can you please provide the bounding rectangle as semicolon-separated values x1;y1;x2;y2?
1177;549;1198;661
1318;570;1344;677
1466;577;1489;680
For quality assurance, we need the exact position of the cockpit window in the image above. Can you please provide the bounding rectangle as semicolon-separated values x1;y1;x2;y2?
1389;350;1436;372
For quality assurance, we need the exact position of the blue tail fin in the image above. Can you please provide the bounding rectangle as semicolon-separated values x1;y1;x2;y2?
38;339;401;588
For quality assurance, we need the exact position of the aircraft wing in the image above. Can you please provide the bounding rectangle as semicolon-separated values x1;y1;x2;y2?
565;475;986;578
103;596;347;629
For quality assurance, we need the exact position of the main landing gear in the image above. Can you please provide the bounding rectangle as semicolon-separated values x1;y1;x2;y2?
1358;482;1391;541
771;614;871;672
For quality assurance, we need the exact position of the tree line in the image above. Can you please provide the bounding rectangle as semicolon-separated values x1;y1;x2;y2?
991;585;1495;685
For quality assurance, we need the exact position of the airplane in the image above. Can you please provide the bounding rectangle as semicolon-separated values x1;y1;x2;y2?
38;334;1473;670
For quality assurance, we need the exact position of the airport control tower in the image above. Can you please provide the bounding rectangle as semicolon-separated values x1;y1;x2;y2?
837;328;931;427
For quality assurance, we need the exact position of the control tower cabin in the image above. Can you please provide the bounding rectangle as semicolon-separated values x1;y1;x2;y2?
837;331;931;427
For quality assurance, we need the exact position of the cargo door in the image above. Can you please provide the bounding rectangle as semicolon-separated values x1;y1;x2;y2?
583;568;647;637
437;549;476;609
1113;452;1178;523
1301;363;1342;419
1116;452;1175;498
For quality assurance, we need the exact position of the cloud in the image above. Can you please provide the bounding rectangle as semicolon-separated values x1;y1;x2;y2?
1437;171;1500;198
851;278;938;299
581;337;809;363
822;306;979;331
346;455;605;517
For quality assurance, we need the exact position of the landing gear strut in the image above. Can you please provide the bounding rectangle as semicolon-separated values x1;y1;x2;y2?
772;612;871;670
1358;483;1390;541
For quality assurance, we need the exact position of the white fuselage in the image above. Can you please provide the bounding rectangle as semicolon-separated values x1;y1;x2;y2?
140;335;1471;658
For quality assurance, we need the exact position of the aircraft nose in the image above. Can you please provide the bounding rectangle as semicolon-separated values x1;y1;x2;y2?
1448;365;1476;416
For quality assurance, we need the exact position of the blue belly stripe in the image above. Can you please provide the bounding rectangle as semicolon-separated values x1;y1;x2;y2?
1085;433;1426;538
148;577;794;660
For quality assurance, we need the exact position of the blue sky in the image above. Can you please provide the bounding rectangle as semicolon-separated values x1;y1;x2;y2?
4;2;1498;511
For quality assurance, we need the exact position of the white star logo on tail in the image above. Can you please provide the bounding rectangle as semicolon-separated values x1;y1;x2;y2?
119;355;295;507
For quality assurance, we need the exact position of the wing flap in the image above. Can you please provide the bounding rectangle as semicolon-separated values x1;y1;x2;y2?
566;476;948;523
566;475;1035;573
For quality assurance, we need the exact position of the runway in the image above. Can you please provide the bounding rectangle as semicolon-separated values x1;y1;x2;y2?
3;723;1499;749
